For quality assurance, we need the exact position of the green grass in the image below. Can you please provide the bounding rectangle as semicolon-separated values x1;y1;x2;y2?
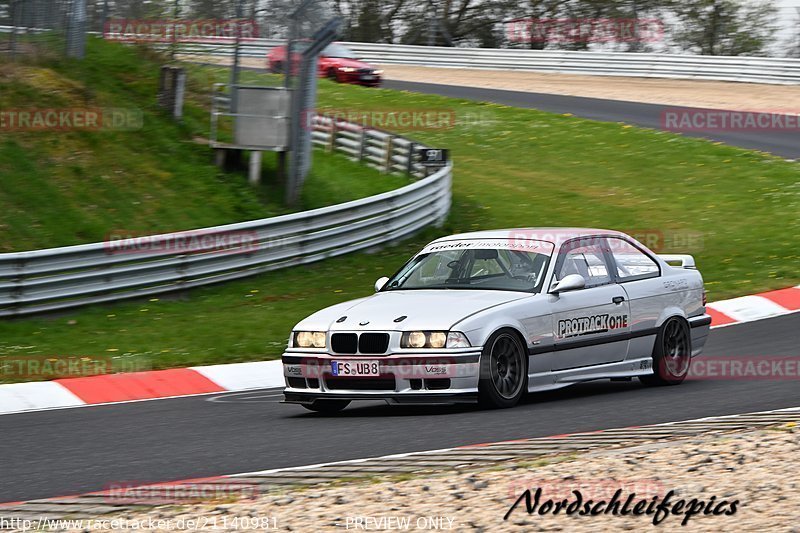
0;38;406;251
0;51;798;382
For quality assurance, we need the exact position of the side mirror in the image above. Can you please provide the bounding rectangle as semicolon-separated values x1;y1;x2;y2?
550;274;586;294
375;276;389;292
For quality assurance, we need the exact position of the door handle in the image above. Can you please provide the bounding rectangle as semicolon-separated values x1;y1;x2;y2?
612;296;625;305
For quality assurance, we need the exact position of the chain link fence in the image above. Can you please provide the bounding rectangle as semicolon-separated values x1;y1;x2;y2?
1;0;88;59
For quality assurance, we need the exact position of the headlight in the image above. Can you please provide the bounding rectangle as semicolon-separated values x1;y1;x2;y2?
294;331;326;348
373;69;384;75
401;331;471;349
338;67;356;72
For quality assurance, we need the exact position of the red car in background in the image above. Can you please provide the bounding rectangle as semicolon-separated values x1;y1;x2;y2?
267;42;383;87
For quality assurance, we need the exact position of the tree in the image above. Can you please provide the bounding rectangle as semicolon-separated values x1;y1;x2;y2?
669;0;778;56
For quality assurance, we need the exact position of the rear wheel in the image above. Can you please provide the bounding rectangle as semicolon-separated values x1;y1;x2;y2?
302;399;350;413
640;317;691;386
270;61;283;74
478;329;528;408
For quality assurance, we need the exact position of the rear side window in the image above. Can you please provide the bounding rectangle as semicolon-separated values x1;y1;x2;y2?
608;238;660;281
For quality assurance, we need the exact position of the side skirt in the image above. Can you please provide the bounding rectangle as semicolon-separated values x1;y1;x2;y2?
526;357;655;393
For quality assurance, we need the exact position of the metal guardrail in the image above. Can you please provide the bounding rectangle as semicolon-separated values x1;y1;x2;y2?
171;38;800;85
3;26;798;84
0;117;451;317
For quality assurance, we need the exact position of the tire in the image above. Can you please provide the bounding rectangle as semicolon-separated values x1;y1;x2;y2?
270;61;283;74
302;399;350;413
327;68;339;82
478;329;528;408
640;317;692;386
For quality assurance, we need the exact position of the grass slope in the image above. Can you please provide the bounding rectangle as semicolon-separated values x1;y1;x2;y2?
0;38;406;251
0;57;798;382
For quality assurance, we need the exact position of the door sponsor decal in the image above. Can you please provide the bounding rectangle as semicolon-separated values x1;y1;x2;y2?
557;314;629;338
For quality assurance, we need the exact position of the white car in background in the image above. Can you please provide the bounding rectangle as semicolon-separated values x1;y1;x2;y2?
282;228;711;412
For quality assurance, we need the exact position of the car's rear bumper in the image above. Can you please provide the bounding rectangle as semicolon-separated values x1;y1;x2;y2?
689;313;712;356
282;350;481;404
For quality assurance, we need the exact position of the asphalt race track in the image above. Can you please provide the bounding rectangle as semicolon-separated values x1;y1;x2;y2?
2;313;798;503
382;80;800;160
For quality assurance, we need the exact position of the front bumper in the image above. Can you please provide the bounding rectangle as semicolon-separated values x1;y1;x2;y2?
338;71;382;86
282;349;481;405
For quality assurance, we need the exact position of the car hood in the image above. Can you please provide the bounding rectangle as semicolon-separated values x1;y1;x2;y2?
326;56;374;69
294;290;530;332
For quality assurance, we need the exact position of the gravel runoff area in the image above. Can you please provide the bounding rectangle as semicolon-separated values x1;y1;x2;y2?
378;65;800;113
39;421;798;532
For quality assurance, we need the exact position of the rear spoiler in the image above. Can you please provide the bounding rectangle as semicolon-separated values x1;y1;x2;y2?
659;254;697;269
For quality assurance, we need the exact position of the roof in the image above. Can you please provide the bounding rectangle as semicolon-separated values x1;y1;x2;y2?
429;228;628;248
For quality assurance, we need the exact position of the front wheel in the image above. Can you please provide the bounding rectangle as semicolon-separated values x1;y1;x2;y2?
478;329;528;408
640;317;692;386
302;399;350;413
327;68;339;82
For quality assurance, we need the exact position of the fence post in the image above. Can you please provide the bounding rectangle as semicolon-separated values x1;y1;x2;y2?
66;0;87;59
357;128;367;161
384;135;394;173
327;119;337;152
406;142;416;177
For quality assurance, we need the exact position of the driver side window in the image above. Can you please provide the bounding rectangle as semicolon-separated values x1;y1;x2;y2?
556;240;612;288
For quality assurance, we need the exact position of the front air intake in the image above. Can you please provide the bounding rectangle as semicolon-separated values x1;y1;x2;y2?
358;333;390;354
331;333;358;354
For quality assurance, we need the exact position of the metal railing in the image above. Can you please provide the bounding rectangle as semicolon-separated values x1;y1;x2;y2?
0;117;451;317
173;38;800;85
3;26;798;84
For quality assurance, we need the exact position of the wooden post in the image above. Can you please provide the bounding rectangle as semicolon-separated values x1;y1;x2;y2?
357;128;367;161
384;135;394;174
327;119;337;152
406;142;416;176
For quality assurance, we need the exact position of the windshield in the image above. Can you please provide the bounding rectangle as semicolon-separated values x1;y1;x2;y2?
322;43;357;58
384;245;552;293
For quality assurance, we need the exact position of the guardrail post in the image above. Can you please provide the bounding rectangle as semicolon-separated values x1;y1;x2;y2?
327;119;337;153
384;135;394;174
357;128;367;161
406;142;416;177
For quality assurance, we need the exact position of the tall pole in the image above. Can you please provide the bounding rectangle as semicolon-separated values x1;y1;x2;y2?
229;0;243;113
100;0;109;34
67;0;87;59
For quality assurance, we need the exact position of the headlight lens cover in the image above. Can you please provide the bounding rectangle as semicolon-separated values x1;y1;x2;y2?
446;331;471;348
294;331;326;348
401;331;471;349
338;66;356;72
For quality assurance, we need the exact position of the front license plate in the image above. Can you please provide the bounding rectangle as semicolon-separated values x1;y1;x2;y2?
361;75;375;80
330;360;380;377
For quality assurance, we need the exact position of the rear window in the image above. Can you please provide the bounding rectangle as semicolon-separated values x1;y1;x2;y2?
608;238;660;281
